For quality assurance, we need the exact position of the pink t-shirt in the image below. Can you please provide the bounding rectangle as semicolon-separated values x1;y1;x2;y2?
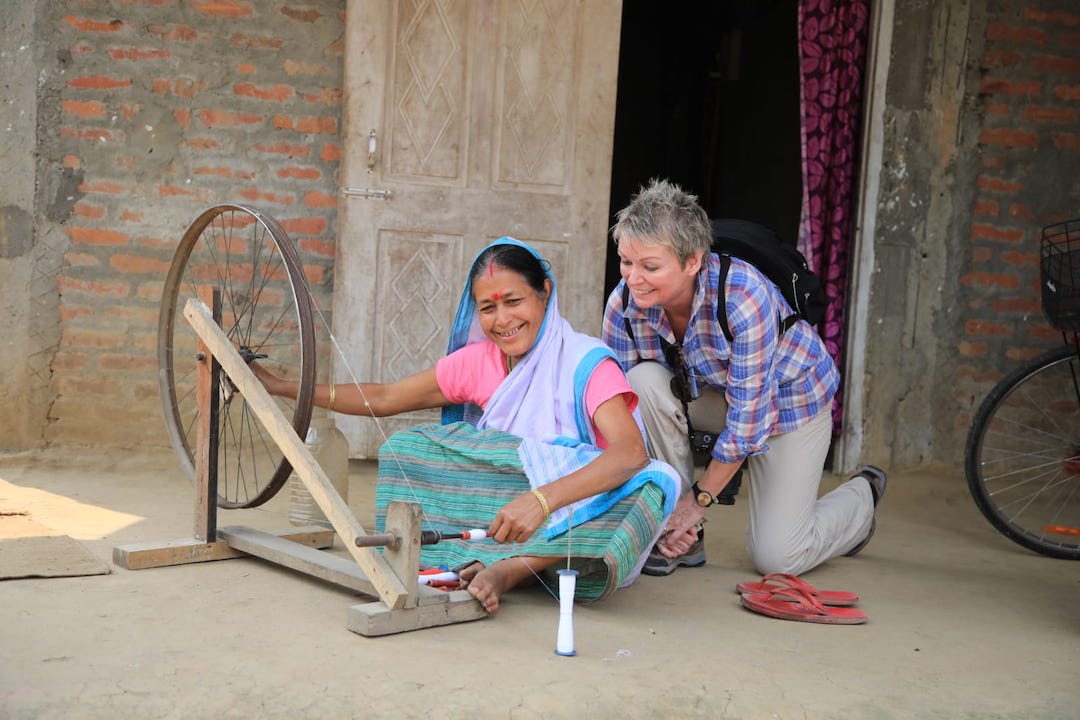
435;341;637;448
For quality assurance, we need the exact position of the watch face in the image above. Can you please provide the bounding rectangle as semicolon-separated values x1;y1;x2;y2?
696;491;713;507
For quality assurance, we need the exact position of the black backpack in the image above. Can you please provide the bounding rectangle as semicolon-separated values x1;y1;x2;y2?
710;218;828;341
621;219;829;342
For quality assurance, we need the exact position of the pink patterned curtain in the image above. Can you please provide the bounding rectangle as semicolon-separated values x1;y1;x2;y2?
796;0;871;435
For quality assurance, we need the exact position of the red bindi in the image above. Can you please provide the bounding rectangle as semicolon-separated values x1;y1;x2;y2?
492;292;502;301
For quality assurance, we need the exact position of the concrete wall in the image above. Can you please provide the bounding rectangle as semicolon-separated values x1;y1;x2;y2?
1;1;1077;471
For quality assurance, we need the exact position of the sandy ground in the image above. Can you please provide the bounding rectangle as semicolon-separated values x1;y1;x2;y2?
0;446;1077;720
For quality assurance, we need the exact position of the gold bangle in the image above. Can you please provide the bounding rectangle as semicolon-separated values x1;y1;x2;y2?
530;488;551;520
326;383;335;412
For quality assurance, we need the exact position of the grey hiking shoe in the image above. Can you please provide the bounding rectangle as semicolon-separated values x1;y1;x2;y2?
642;527;706;576
845;465;887;557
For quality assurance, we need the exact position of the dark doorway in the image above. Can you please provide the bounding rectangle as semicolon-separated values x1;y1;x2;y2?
604;0;803;297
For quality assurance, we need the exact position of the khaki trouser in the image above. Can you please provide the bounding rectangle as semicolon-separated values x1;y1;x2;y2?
627;361;875;576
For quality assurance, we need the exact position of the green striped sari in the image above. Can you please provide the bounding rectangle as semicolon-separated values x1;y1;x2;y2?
374;421;668;602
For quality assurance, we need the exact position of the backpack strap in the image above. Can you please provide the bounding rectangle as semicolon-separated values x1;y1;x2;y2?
717;253;734;343
718;253;799;342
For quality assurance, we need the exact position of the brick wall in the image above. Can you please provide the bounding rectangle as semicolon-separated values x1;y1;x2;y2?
956;4;1079;439
42;0;346;447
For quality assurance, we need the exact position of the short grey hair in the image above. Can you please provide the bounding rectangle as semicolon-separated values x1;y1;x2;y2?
611;178;712;264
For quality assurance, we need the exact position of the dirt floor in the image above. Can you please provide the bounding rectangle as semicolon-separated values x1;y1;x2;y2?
0;446;1077;720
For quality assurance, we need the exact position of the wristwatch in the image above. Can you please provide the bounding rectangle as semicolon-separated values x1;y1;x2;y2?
692;481;717;508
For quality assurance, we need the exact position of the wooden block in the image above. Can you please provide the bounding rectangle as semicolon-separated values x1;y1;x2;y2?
346;590;487;637
112;526;334;570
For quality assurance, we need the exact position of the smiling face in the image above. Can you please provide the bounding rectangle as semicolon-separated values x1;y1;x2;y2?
617;234;702;312
472;265;552;362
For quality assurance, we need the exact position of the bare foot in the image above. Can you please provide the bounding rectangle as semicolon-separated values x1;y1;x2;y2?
457;557;561;615
463;562;516;614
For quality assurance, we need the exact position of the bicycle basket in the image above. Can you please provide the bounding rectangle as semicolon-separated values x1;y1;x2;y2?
1040;218;1080;332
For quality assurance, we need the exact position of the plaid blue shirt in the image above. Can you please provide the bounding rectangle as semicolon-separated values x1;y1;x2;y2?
601;253;839;465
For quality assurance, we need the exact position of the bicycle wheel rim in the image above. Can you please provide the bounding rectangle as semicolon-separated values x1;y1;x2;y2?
158;203;316;509
965;345;1080;559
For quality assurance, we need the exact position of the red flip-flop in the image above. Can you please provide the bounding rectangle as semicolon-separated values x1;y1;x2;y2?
740;587;867;625
735;572;858;607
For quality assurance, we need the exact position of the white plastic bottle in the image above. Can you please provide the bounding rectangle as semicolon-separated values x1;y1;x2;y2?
287;410;349;527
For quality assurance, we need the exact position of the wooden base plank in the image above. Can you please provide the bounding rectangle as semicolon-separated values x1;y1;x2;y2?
112;526;334;570
346;589;488;636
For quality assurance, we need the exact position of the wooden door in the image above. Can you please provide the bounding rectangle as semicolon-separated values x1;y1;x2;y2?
334;0;622;456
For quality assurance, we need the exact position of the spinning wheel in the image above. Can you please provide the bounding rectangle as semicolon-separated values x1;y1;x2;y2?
157;203;317;508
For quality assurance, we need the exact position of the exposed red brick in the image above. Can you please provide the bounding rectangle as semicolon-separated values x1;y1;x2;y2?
146;24;198;42
992;297;1041;314
277;166;321;180
979;127;1038;148
321;144;340;162
109;48;171;61
61;100;107;118
970;223;1024;242
301;238;335;258
959;272;1021;289
236;63;256;74
273;115;338;133
1024;106;1078;124
67;75;133;90
281;6;322;22
1008;203;1034;220
186;138;221;150
67;226;128;246
57;277;129;297
284;59;330;75
301;88;343;104
986;22;1047;44
196;109;263;128
979;77;1041;96
977;175;1023;193
121;210;142;223
999;250;1038;268
958;341;988;357
279;217;327;235
100;354;157;371
1022;8;1080;26
302;264;325;284
252;142;310;157
234;82;295;102
1053;133;1080;151
192;0;253;18
230;33;283;50
965;319;1012;336
980;50;1022;68
70;43;95;57
1034;55;1080;74
984;102;1009;116
1055;83;1080;101
973;199;999;217
63;16;131;33
79;180;128;195
235;188;295;205
304;191;337;208
63;155;81;169
110;254;173;274
73;201;106;219
51;351;89;370
63;252;99;267
61;127;117;143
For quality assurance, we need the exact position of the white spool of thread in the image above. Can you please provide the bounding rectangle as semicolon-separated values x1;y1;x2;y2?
554;568;578;656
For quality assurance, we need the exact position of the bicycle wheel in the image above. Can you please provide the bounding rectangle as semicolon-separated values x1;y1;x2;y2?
965;344;1080;559
158;204;316;509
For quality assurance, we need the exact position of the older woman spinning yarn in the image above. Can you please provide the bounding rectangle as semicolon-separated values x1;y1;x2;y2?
255;238;678;614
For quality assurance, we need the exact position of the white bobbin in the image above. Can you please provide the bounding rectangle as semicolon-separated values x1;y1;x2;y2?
554;568;578;656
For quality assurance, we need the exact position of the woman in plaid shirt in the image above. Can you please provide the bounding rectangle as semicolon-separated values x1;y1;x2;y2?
602;179;886;578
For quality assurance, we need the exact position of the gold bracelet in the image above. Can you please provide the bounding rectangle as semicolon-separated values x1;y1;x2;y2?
530;488;551;520
326;383;336;412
